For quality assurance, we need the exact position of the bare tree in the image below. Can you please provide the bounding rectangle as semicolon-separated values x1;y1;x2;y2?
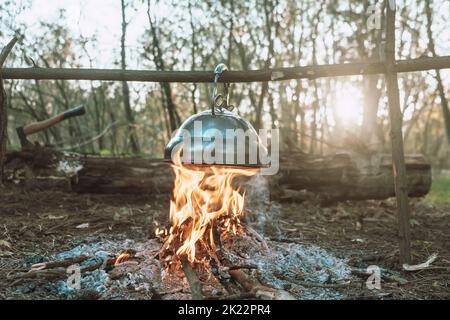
425;0;450;144
120;0;140;153
146;0;181;132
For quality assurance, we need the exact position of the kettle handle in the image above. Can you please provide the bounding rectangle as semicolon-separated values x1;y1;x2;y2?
211;63;230;115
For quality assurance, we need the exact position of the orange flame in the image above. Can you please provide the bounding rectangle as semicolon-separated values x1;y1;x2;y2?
115;252;131;265
160;149;257;265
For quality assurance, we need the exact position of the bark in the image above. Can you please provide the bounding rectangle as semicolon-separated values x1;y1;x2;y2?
385;0;411;264
361;74;381;144
188;0;198;115
1;56;449;83
146;0;180;132
425;0;450;144
254;0;275;130
0;37;18;184
309;3;325;154
272;151;431;202
121;0;140;153
0;75;7;183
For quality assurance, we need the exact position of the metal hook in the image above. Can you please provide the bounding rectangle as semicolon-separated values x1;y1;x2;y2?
211;63;230;115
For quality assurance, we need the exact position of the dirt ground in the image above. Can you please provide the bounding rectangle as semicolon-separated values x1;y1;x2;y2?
0;186;449;300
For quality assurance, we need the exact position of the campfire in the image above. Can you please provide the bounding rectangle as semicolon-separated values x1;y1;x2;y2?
158;150;258;267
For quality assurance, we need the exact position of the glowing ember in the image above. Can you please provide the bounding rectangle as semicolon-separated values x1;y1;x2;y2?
159;150;258;266
114;252;131;265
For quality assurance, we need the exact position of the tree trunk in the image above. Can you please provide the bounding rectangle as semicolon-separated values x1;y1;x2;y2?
146;0;180;132
0;77;6;184
121;0;140;154
425;0;450;143
0;37;18;184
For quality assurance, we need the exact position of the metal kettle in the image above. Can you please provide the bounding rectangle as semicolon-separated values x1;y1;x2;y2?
164;64;267;168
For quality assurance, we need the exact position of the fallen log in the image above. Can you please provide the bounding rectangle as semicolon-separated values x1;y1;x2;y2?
4;147;431;202
272;151;432;202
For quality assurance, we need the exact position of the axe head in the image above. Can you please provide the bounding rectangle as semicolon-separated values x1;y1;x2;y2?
62;105;86;120
16;126;33;149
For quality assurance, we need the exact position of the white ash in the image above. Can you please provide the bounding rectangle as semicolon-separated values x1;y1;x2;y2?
31;230;352;300
221;232;352;300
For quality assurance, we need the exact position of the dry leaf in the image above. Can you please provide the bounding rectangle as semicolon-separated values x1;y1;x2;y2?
48;214;67;220
0;251;14;257
0;240;12;249
403;253;438;271
76;223;90;229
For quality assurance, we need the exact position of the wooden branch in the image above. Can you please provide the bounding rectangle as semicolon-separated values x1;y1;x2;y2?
181;258;203;300
0;37;18;67
0;37;19;185
385;0;412;265
30;255;89;271
63;120;123;151
1;56;449;83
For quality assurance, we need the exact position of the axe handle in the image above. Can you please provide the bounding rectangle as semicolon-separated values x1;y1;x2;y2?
22;105;85;136
23;114;65;136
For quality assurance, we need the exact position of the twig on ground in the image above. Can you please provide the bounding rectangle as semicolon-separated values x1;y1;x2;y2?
208;292;255;300
244;225;269;252
403;253;438;271
351;268;408;285
296;280;352;288
225;264;258;271
31;255;89;271
228;269;295;300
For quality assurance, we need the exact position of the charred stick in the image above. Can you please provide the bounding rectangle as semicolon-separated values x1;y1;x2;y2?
245;225;269;252
209;222;242;294
13;268;67;281
81;260;104;273
20;259;101;278
205;292;255;300
181;258;203;300
226;264;258;271
209;258;238;294
31;255;89;271
295;281;352;288
228;269;256;292
228;269;296;300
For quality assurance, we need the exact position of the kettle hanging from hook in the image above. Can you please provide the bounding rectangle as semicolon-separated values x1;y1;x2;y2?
164;63;267;168
211;63;234;115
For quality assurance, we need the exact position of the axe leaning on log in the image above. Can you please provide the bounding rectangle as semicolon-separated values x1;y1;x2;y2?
16;105;86;148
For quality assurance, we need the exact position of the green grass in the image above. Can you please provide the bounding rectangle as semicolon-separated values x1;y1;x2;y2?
426;176;450;204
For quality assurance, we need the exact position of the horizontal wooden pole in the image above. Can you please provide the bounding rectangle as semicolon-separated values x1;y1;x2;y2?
1;56;449;83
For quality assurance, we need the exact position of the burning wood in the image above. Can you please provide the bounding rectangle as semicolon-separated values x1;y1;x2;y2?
154;149;301;299
114;250;135;266
159;151;258;267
